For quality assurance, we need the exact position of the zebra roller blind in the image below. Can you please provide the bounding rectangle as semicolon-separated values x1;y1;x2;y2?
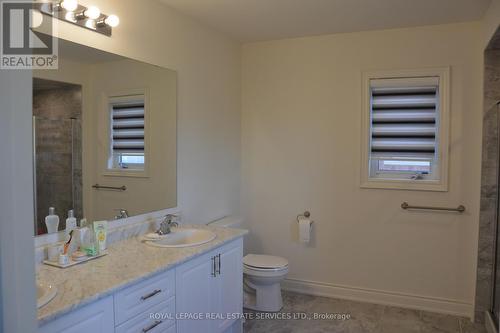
370;77;439;160
111;96;145;155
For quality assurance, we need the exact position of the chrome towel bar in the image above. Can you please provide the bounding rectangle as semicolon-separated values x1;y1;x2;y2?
92;184;127;191
401;202;465;213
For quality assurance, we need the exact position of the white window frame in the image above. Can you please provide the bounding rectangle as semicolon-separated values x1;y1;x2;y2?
360;67;450;191
102;89;150;178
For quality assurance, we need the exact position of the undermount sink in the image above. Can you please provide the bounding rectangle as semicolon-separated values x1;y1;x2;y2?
37;282;57;308
144;228;216;248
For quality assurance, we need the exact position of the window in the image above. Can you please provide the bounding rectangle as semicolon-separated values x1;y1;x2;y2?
108;95;146;171
361;68;449;191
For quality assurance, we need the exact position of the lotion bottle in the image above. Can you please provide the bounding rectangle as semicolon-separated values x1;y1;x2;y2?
93;221;108;253
45;207;59;233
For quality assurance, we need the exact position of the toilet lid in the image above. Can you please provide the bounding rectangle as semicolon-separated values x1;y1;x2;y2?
243;254;288;269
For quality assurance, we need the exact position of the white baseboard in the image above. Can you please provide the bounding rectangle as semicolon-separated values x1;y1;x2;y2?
486;311;497;333
281;278;473;319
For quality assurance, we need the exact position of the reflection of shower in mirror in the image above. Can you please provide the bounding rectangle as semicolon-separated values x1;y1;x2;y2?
32;79;82;235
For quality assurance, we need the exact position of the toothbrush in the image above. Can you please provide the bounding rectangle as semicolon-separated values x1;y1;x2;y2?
64;230;74;254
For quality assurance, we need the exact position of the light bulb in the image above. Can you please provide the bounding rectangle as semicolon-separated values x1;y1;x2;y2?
60;0;78;11
65;11;76;22
84;6;100;19
104;14;119;27
30;9;43;28
85;19;96;29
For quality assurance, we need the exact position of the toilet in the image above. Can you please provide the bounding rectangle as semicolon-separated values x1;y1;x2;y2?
208;216;289;312
243;254;288;312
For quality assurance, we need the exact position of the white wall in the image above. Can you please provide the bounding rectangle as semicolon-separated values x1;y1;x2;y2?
55;0;241;224
482;0;500;49
0;70;37;332
241;22;483;316
0;271;2;330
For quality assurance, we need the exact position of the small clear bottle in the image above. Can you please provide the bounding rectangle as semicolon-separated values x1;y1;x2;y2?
65;210;77;236
82;223;97;256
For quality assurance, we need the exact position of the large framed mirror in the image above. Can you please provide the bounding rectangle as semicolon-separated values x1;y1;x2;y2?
33;39;177;236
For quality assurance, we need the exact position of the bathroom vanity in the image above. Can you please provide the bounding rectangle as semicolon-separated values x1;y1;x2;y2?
32;32;249;333
37;226;247;333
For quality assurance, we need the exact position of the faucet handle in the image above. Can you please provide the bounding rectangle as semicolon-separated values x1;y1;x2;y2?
113;208;129;219
163;214;178;221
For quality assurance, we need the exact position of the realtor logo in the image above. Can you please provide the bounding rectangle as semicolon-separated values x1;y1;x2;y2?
1;1;58;69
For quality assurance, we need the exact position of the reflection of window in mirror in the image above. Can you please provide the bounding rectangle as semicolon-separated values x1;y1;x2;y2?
107;94;146;172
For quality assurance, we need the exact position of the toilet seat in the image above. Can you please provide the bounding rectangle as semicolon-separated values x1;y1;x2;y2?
244;265;288;278
244;264;288;272
243;254;288;270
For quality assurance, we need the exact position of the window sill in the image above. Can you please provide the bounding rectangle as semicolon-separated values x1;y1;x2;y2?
102;169;149;179
360;178;448;192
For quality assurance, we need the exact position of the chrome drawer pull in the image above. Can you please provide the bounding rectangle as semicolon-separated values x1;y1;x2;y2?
140;289;161;301
142;320;162;332
211;256;216;277
216;254;221;275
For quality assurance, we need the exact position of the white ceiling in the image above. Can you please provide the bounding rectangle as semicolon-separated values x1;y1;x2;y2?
160;0;491;42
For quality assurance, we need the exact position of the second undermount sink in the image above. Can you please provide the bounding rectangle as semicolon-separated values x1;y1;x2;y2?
144;228;216;248
37;282;57;308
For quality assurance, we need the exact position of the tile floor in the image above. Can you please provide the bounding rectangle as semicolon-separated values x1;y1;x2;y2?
243;291;487;333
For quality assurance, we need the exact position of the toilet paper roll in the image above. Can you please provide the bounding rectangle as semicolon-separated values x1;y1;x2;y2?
298;218;312;243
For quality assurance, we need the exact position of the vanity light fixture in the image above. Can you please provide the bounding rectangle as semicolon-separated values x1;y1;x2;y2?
39;1;119;36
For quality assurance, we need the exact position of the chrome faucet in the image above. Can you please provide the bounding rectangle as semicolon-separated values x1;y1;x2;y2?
157;214;179;235
114;208;129;219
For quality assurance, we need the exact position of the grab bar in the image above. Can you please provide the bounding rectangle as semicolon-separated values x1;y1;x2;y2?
401;202;465;213
92;184;127;191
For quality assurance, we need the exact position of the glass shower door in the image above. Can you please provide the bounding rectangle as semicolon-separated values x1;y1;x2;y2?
32;116;77;235
492;102;500;328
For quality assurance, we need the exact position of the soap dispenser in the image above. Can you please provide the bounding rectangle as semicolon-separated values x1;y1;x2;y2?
45;207;60;233
65;210;77;236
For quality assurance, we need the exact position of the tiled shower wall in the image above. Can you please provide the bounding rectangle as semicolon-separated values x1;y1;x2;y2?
476;46;500;321
32;85;82;234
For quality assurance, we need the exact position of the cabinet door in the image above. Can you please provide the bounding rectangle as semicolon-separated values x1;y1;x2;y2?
38;296;114;333
175;251;218;333
213;239;243;333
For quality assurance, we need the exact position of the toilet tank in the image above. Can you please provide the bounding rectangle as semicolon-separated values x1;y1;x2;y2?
207;216;243;228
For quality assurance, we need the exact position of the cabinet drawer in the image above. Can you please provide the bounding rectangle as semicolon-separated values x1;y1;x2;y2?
115;269;175;325
115;297;175;333
39;296;114;333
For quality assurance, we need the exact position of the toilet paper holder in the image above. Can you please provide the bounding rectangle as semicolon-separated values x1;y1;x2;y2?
296;211;313;225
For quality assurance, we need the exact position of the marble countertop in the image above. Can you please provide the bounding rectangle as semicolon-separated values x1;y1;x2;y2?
36;225;248;325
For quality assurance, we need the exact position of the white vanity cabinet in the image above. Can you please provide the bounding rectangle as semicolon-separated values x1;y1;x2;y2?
38;270;176;333
176;238;243;333
38;237;244;333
